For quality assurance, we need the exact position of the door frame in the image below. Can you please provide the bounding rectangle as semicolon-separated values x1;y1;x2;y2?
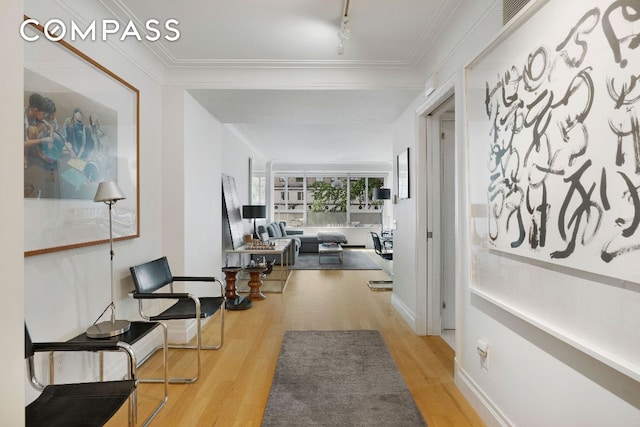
415;82;455;336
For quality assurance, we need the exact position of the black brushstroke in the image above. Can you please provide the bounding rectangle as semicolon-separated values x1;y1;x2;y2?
608;108;640;174
507;207;526;248
606;74;640;109
600;167;611;210
556;7;600;67
602;0;640;68
551;68;595;141
551;160;602;259
617;171;640;237
601;241;640;262
523;47;549;92
526;182;549;248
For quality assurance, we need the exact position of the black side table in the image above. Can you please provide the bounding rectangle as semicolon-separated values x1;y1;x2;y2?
50;321;168;427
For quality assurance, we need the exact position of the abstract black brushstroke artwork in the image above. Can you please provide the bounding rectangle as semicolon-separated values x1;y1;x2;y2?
469;0;640;283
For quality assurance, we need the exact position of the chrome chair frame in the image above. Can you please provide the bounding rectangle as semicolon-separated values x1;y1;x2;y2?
368;231;393;289
130;256;226;384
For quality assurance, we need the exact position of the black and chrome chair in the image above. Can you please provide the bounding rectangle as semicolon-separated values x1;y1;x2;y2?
370;231;393;261
129;256;225;383
368;232;393;290
25;323;138;427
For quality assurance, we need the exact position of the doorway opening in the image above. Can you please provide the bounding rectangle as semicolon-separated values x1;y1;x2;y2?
424;95;456;350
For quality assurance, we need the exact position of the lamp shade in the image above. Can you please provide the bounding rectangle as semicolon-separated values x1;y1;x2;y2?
372;188;391;201
242;205;266;219
94;181;126;203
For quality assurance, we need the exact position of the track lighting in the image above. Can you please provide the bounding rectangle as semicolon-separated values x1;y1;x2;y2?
337;16;351;55
337;0;351;55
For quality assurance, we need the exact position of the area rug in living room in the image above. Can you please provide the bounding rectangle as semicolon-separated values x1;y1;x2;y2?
291;250;381;270
262;330;427;426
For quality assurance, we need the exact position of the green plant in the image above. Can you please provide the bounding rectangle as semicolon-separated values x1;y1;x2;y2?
350;178;366;206
309;180;347;212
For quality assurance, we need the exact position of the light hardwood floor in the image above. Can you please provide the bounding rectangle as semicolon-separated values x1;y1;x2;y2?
109;264;485;426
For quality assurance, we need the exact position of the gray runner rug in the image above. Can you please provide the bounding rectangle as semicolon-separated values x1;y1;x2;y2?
262;330;427;426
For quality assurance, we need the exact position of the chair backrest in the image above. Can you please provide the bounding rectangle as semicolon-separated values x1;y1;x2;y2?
370;232;384;255
25;323;34;359
130;256;173;294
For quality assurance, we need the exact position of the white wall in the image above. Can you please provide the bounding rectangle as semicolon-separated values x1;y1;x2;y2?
390;104;421;329
2;1;25;424
221;123;255;242
183;94;223;275
392;0;640;425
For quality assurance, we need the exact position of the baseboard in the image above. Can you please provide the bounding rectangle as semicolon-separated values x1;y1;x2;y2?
391;293;418;331
455;360;513;427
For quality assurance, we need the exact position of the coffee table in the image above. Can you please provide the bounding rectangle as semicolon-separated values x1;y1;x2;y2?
318;243;343;264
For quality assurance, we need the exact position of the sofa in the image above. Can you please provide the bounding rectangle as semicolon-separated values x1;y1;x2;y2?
256;222;300;265
263;221;348;254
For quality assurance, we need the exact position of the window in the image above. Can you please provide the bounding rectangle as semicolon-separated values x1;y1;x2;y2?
349;176;384;226
273;174;305;227
273;174;387;227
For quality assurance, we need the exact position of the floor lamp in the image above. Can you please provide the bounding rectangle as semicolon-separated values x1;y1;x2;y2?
369;187;393;290
86;181;131;338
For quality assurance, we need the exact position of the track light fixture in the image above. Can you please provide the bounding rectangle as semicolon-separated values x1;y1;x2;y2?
337;16;351;55
337;0;351;55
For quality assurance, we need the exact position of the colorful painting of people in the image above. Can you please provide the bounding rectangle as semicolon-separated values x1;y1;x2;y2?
24;93;63;198
24;91;116;199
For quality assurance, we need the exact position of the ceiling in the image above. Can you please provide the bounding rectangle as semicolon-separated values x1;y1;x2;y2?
102;0;466;165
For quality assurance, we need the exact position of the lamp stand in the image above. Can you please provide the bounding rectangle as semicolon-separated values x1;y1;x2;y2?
87;201;131;338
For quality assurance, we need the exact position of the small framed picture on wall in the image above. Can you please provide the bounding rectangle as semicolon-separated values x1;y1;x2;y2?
397;147;409;200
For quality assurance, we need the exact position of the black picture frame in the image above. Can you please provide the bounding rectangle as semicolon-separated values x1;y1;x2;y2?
397;147;409;200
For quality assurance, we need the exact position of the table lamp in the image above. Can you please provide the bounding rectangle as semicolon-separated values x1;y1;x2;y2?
242;205;267;238
86;181;131;338
372;187;391;233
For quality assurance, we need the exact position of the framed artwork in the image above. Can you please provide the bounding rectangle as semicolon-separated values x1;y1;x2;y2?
465;0;640;381
23;18;139;256
397;147;410;200
466;0;640;284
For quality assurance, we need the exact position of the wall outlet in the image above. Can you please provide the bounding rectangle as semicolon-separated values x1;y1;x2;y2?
477;340;489;370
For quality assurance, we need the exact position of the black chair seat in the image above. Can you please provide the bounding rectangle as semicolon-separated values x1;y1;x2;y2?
150;296;224;321
26;380;135;427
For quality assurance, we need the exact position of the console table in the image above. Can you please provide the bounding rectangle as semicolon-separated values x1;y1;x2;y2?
226;240;292;293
